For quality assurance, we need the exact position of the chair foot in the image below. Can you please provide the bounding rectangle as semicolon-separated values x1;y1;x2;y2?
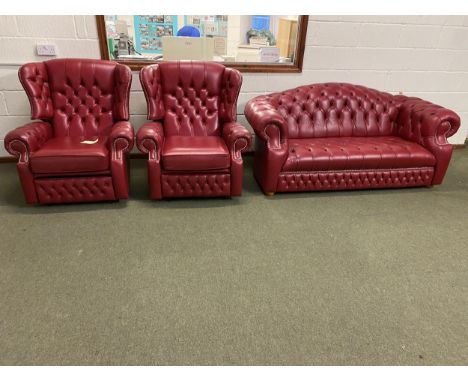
265;192;275;196
426;185;434;188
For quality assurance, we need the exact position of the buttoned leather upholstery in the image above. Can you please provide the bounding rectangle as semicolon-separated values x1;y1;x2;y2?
4;58;134;204
162;174;231;198
137;61;252;199
35;176;116;204
245;83;460;194
277;168;434;192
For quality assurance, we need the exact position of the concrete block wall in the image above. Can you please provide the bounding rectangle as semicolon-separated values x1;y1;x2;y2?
1;15;468;157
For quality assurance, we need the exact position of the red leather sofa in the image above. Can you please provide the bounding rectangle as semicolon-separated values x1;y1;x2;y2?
137;61;252;199
4;58;134;204
245;83;460;195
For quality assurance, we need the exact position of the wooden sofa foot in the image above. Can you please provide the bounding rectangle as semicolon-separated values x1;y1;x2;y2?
265;192;275;196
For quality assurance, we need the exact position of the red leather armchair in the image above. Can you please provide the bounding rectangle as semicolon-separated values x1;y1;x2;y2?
245;83;461;194
4;59;134;204
137;61;252;199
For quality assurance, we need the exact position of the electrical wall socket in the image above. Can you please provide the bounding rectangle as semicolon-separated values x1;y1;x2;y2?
36;43;57;56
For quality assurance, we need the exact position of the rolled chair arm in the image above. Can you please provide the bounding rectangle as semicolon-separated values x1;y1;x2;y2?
4;121;53;162
397;97;461;145
222;122;252;160
244;95;287;148
109;121;134;156
136;122;165;160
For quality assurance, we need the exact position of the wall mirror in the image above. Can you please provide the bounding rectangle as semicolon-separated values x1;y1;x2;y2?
96;15;308;72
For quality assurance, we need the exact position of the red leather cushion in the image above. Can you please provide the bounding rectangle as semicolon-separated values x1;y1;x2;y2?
282;136;436;172
162;136;230;171
30;137;109;174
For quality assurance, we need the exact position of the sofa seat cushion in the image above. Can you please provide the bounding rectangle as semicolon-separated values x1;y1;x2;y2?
162;136;230;171
30;137;109;174
282;136;436;172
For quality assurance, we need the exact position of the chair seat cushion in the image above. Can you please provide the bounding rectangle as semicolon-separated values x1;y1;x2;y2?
162;136;230;171
282;136;436;172
30;137;109;174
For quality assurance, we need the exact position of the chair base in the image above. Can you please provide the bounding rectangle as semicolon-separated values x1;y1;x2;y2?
265;192;275;196
160;173;231;199
34;176;117;204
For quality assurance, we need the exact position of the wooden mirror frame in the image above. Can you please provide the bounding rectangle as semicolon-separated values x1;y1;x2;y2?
96;15;308;73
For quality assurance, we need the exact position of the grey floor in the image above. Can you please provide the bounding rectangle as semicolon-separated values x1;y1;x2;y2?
0;150;467;365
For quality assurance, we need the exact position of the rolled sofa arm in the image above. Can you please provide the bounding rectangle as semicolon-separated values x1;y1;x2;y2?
244;96;287;148
4;121;53;162
109;121;134;157
222;122;252;160
396;97;461;185
136;121;165;160
397;97;461;145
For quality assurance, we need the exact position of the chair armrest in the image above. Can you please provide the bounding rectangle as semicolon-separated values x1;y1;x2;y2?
244;95;287;148
109;121;134;155
222;122;252;160
136;122;165;160
4;121;53;162
397;97;461;145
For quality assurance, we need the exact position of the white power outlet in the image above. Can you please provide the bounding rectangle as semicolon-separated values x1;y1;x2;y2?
36;43;57;56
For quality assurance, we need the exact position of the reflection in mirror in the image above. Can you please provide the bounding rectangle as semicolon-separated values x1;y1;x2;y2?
99;15;306;71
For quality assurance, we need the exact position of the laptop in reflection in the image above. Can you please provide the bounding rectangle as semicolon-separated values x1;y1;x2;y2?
162;36;214;61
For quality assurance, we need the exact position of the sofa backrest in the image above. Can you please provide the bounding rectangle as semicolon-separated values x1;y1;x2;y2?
19;59;131;139
269;83;403;138
140;61;242;137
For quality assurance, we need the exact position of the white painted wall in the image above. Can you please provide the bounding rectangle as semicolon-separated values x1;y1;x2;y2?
1;15;468;157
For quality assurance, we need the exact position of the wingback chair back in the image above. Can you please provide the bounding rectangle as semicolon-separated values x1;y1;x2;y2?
19;58;131;140
139;61;240;136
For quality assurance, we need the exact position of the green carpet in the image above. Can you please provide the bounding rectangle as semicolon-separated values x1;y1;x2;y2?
0;150;467;365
